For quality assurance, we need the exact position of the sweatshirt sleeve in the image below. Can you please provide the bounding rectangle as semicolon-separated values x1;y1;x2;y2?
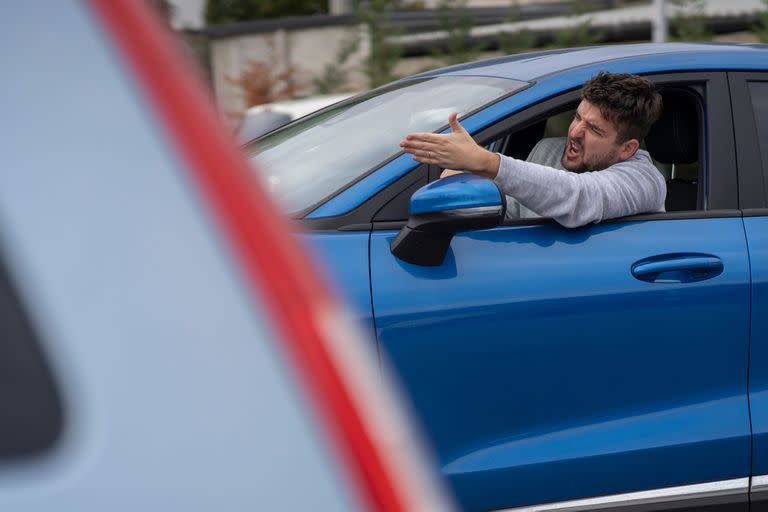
493;153;666;228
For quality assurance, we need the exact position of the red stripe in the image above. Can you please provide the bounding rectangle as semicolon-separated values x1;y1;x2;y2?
86;2;407;510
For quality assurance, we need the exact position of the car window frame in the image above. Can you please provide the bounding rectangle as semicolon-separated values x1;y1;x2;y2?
271;76;531;221
468;71;736;228
302;72;738;232
407;71;736;229
729;71;768;212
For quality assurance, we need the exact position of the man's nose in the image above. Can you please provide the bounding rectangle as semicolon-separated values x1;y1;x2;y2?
570;122;585;138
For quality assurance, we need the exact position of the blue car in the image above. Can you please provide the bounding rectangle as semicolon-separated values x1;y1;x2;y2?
250;43;768;511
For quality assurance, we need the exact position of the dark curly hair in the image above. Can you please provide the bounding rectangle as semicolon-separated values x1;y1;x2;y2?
580;72;662;143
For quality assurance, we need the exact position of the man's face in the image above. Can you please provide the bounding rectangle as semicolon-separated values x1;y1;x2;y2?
562;100;626;172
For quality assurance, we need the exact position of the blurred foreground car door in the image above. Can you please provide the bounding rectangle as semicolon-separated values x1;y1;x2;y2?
0;2;452;511
730;71;768;510
370;83;751;511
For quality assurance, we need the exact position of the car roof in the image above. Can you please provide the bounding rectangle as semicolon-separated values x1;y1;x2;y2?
411;43;768;82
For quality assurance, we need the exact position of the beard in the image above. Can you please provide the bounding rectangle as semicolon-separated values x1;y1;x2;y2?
561;138;620;173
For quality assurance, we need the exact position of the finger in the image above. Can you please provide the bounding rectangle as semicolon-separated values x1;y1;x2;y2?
448;112;467;135
401;147;429;159
400;140;438;152
403;147;436;160
412;156;440;166
405;132;448;143
408;151;439;165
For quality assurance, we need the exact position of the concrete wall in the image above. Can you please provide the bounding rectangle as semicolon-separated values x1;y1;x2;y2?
210;25;368;117
206;0;765;118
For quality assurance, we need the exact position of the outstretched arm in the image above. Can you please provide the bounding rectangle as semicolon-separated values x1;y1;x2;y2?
400;113;500;179
494;154;666;227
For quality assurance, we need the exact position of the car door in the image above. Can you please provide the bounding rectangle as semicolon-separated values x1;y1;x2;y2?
730;71;768;510
369;72;751;512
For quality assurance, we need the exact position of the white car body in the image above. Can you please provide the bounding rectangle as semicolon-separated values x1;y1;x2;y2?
237;94;353;142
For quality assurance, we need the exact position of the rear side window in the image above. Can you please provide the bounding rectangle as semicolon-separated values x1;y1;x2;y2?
749;82;768;199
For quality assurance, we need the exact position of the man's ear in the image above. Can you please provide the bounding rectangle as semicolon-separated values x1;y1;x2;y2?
619;138;640;160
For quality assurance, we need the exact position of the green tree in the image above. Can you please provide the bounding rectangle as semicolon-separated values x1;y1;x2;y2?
497;1;535;55
430;0;485;66
205;0;328;23
754;0;768;43
670;0;713;42
357;0;402;88
313;30;361;93
549;0;603;49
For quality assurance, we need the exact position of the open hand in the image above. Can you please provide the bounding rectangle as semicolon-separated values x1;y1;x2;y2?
399;112;500;178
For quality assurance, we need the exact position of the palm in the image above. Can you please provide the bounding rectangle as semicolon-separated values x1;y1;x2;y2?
400;113;494;175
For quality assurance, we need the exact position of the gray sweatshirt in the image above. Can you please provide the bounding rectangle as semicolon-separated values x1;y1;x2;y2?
494;138;666;228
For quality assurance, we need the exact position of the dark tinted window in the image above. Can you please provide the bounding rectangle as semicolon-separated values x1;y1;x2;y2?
749;81;768;199
0;252;63;458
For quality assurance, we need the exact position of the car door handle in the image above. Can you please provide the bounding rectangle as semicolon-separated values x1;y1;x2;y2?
631;253;724;284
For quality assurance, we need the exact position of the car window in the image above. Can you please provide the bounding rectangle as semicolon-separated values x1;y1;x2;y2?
0;252;62;458
494;88;704;215
377;81;713;225
748;81;768;200
247;76;527;215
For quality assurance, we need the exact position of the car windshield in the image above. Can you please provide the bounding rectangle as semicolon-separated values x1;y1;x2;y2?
247;76;527;215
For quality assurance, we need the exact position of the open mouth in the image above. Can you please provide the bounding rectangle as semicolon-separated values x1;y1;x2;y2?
565;138;581;159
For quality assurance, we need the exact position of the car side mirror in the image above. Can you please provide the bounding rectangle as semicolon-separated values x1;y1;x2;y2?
390;174;506;266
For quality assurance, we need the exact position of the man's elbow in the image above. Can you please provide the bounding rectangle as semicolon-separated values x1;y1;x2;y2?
555;215;594;229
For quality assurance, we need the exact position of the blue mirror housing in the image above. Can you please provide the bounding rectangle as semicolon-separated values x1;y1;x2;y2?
409;173;505;216
391;174;506;266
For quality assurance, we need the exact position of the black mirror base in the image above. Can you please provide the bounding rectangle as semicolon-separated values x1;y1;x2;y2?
390;226;453;266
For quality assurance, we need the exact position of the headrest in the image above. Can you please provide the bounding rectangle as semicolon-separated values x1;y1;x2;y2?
645;90;699;164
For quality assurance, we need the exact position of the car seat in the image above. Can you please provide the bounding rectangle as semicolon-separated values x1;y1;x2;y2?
644;90;700;212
